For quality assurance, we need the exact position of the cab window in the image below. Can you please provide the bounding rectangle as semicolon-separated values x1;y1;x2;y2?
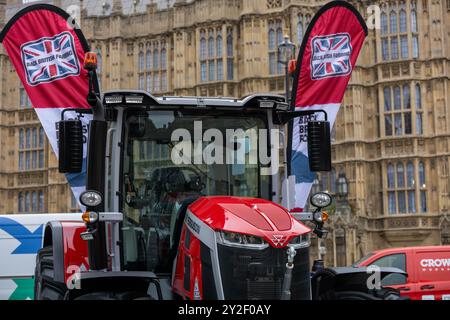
120;109;269;273
370;253;407;286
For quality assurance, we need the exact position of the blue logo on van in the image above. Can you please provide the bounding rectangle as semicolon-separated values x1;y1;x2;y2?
0;217;43;254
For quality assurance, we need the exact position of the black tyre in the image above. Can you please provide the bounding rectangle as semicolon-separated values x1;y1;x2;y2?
34;246;67;300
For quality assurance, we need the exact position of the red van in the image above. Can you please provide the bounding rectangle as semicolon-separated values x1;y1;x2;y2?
354;246;450;300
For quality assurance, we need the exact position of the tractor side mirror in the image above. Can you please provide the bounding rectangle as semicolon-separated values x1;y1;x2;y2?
58;119;83;173
307;120;331;172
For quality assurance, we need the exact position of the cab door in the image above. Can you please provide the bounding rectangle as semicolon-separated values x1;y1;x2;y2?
366;252;415;299
412;248;450;300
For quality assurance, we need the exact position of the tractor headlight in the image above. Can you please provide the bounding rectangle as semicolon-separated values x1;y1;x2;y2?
310;192;332;208
218;231;269;250
288;233;311;249
79;190;102;208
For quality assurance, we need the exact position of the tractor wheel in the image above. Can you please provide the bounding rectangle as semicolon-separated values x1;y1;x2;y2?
34;246;67;300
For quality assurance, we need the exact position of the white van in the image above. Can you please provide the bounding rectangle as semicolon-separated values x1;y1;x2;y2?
0;214;81;300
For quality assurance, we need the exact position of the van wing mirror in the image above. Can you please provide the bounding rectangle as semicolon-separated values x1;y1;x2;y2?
58;119;83;173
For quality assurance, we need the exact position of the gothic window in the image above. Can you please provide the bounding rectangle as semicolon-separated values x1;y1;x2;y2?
411;9;417;32
200;30;207;60
18;192;23;213
381;12;388;35
138;74;144;90
418;161;427;212
390;10;398;33
386;161;424;214
217;60;223;81
39;191;44;212
268;20;283;75
381;38;389;61
216;33;222;57
19;128;24;149
412;35;419;58
146;74;152;92
200;28;226;82
269;29;275;50
146;49;152;70
415;84;423;135
161;47;167;92
144;41;167;92
154;73;160;92
399;8;407;33
209;60;215;81
32;191;38;212
419;162;425;187
383;84;416;137
388;164;395;188
384;87;392;111
391;37;398;60
201;62;207;82
400;35;408;58
227;27;234;80
403;84;411;109
208;33;215;58
161;72;167;92
138;50;144;71
39;127;44;148
226;29;233;57
380;1;416;61
153;49;159;70
25;192;30;212
19;126;45;171
407;161;415;187
394;86;401;110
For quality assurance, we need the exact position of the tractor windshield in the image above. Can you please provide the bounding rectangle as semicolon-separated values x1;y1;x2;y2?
120;108;270;273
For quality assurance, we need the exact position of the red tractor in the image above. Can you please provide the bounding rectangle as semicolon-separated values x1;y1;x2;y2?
34;67;406;299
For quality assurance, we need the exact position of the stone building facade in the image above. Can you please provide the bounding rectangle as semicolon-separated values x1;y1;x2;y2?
0;0;449;266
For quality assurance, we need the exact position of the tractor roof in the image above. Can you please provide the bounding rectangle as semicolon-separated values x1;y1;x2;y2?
102;90;287;110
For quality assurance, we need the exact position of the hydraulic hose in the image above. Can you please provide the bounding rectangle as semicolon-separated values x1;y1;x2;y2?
281;246;297;300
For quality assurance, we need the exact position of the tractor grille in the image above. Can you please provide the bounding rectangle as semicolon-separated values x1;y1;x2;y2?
217;245;311;300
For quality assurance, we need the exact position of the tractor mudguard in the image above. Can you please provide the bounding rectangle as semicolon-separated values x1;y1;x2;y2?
311;266;407;300
65;271;162;300
41;221;88;284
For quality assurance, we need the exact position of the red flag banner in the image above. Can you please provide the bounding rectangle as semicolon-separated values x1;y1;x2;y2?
288;1;367;210
0;4;98;204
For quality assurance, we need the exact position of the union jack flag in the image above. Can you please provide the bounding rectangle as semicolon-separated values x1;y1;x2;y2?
310;33;352;80
21;32;80;86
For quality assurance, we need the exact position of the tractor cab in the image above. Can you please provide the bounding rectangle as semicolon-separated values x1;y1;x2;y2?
102;91;300;275
56;90;332;299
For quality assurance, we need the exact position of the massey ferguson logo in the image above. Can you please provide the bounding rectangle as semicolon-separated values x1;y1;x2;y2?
21;32;80;86
310;33;352;80
271;235;287;247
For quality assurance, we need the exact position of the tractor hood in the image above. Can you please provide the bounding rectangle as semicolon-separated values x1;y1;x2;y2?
188;196;311;248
